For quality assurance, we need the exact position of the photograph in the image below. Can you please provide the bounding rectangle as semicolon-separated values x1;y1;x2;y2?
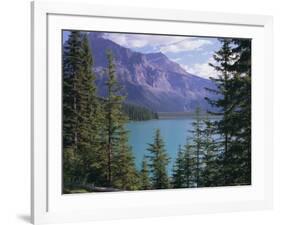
62;30;251;194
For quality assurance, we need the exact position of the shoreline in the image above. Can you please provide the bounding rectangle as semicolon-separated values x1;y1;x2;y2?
127;112;222;122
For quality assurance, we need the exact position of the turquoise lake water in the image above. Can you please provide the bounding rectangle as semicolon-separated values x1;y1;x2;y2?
126;118;195;175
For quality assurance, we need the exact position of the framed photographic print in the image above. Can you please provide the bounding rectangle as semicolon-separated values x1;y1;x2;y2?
31;1;273;224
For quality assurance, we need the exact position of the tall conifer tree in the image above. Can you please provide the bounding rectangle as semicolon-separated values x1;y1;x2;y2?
182;140;196;188
112;127;139;190
146;129;170;189
102;50;128;186
228;39;252;185
200;117;220;187
189;108;205;187
205;38;251;186
172;145;186;188
63;32;101;187
140;158;151;190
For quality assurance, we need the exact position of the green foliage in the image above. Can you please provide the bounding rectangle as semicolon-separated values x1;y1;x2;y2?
205;38;251;186
63;32;251;192
146;129;170;189
182;141;196;187
63;33;139;192
112;127;140;190
172;39;252;189
63;31;100;186
229;39;251;185
139;158;151;190
101;50;132;186
172;145;187;188
200;117;220;187
122;103;158;121
189;108;205;187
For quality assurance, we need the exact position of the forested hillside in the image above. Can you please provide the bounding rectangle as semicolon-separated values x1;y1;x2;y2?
122;103;158;121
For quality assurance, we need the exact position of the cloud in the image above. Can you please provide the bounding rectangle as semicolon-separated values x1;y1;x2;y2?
180;57;217;79
159;38;212;53
170;57;182;62
101;32;218;79
102;33;186;49
102;33;211;53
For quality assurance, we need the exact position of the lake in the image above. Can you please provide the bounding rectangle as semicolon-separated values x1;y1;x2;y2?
126;118;195;175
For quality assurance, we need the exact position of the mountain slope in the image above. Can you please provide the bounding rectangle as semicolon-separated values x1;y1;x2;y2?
88;32;216;112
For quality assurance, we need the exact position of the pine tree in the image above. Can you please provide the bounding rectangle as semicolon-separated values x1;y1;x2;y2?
63;31;105;190
146;129;170;189
102;50;128;186
200;117;220;187
140;158;151;190
63;31;82;185
227;39;251;185
76;34;101;185
63;31;100;186
205;39;236;186
112;127;139;190
205;38;251;186
172;138;198;189
172;145;186;188
182;140;196;188
189;108;205;187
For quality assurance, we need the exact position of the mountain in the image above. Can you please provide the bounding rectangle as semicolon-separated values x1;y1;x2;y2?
88;32;217;112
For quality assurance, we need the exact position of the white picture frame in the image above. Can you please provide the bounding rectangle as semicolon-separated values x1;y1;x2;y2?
31;1;274;224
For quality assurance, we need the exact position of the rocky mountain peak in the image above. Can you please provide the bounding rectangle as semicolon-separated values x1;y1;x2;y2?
88;33;216;112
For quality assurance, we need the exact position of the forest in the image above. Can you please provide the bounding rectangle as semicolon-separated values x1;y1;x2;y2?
122;103;159;121
63;31;251;193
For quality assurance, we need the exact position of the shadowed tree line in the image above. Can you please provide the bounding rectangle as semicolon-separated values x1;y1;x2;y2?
63;31;251;193
122;103;158;121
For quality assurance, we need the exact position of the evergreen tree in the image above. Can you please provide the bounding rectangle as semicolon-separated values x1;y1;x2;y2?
63;32;100;186
102;50;128;186
205;38;251;186
122;103;158;121
182;140;196;188
77;34;101;184
172;139;198;189
200;117;220;187
229;39;251;185
205;38;236;186
172;145;187;188
112;127;139;190
146;129;170;189
63;31;82;185
140;158;151;190
189;108;205;187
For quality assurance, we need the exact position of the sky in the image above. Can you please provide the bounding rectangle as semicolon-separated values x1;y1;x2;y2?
63;31;221;79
